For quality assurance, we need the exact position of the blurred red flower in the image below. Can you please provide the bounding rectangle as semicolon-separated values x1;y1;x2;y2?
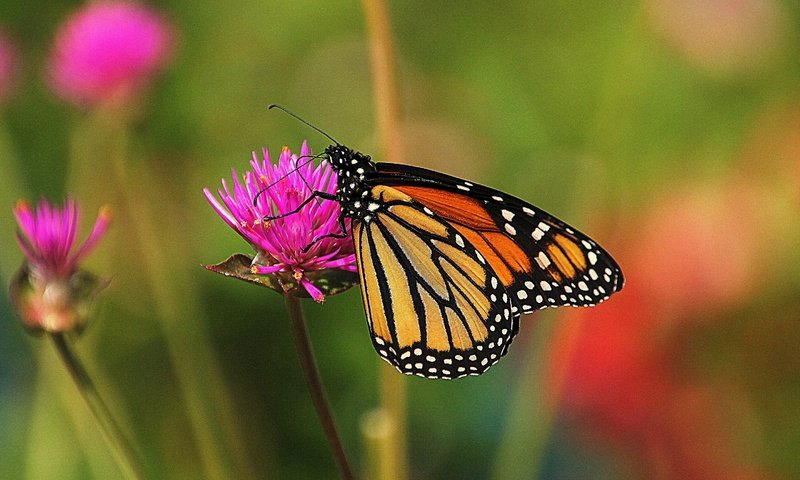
548;175;778;479
629;180;771;317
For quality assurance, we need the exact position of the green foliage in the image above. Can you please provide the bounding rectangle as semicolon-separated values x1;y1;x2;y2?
1;1;799;478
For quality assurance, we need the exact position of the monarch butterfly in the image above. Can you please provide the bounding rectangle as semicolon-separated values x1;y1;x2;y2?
268;105;624;379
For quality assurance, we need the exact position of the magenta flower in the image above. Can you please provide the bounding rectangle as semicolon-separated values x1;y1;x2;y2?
0;29;19;104
10;198;111;333
204;142;357;302
47;1;175;107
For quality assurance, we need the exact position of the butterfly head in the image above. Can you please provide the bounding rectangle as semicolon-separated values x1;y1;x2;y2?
325;144;373;170
324;144;378;220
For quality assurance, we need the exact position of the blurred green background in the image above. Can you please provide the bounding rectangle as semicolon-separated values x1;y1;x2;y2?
2;0;799;479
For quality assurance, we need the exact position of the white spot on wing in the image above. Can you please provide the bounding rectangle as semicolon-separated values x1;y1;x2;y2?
535;251;551;269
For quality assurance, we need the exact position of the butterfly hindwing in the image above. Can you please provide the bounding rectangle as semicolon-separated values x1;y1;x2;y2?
353;184;519;379
373;163;624;315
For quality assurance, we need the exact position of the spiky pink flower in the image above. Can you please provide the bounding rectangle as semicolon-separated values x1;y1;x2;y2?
47;1;175;107
204;142;356;302
10;198;111;333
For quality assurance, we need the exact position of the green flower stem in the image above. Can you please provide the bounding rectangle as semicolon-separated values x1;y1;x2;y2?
361;0;409;478
284;295;355;480
360;408;397;480
66;111;251;479
50;333;146;480
490;313;564;480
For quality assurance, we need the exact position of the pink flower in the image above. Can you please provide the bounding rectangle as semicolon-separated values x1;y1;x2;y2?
10;198;112;333
0;29;19;104
204;142;357;302
47;1;175;107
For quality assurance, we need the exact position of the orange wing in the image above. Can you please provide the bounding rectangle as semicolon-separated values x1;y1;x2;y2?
353;185;519;379
375;163;623;315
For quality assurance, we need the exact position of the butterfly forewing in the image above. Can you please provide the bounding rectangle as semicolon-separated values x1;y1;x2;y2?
354;185;519;379
374;163;624;315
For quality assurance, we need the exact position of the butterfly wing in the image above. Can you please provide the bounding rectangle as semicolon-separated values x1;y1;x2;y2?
373;163;624;316
354;184;519;379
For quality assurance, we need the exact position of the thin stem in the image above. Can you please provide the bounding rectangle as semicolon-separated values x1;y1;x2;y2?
284;295;355;480
489;313;569;480
50;333;146;480
360;1;409;479
362;0;405;165
89;112;248;479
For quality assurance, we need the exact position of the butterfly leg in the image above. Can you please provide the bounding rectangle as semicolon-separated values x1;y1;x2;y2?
301;214;350;253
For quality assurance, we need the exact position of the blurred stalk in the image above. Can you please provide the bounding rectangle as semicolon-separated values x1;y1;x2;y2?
490;313;581;480
582;3;648;213
50;333;146;480
493;6;646;480
360;1;409;479
361;0;405;166
26;347;89;480
284;295;355;480
360;409;395;480
0;121;89;478
0;122;25;279
2;119;113;480
68;111;253;480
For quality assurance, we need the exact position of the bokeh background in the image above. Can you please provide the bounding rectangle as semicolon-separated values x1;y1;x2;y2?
2;1;799;479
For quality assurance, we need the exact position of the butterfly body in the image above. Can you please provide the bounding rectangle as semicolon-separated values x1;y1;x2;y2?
320;143;624;379
325;145;378;220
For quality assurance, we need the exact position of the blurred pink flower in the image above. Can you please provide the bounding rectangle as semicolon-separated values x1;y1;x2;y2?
10;198;111;333
647;0;787;76
548;174;777;479
47;1;175;107
204;142;356;302
629;180;768;316
552;295;771;479
0;29;19;104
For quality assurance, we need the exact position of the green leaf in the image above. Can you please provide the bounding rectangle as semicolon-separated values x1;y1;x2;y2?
204;254;359;300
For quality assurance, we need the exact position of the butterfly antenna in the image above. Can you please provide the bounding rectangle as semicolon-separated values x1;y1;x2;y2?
252;152;327;207
292;156;324;207
268;104;340;145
